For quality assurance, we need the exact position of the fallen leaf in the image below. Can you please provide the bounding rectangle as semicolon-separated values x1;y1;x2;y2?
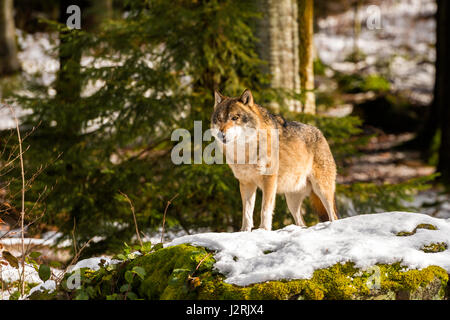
2;251;19;268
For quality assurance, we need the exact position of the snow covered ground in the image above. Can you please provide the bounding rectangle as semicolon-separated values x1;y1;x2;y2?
168;212;450;286
315;0;436;105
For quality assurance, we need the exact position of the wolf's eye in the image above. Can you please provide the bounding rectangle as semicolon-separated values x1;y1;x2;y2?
231;115;239;121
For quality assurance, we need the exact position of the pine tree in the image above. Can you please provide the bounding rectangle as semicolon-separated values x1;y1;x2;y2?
11;0;270;253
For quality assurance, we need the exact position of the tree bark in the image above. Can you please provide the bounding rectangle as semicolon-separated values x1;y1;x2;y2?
298;0;315;114
436;0;450;183
0;0;21;76
256;0;301;112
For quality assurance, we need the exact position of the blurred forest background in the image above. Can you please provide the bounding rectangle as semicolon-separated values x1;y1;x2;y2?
0;0;449;262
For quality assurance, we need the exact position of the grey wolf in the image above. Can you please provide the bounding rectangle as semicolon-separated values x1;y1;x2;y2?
211;89;338;231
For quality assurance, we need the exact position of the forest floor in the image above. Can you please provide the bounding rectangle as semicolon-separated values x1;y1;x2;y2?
337;132;433;185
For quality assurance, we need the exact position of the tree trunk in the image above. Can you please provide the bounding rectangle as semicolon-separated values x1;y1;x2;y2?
256;0;301;112
0;0;21;76
298;0;315;114
436;0;450;183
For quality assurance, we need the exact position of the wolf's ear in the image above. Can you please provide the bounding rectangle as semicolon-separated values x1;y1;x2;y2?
214;90;225;109
239;89;254;106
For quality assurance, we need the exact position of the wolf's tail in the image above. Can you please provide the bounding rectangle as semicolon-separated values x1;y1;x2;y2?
310;192;339;222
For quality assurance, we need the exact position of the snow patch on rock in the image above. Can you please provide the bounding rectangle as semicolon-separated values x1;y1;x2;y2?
168;212;450;286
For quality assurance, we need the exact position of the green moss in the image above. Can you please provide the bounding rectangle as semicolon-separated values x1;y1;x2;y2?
421;243;448;253
396;223;437;237
416;224;438;231
126;244;215;300
378;264;449;300
361;74;390;93
335;72;390;94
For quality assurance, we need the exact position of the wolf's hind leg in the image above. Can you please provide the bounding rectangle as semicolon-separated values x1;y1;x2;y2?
239;181;257;231
285;191;308;227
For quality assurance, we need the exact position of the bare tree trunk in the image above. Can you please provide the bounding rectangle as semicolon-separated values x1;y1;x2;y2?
256;0;301;112
0;0;21;76
436;0;450;183
298;0;315;114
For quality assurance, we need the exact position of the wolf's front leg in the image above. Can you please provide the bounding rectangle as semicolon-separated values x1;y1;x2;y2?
259;175;277;230
239;181;257;232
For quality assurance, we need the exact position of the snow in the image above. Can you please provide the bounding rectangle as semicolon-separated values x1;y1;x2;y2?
168;212;450;286
315;0;436;105
0;256;121;299
0;263;62;299
0;230;103;253
28;280;56;296
67;256;120;272
16;30;59;87
0;264;43;284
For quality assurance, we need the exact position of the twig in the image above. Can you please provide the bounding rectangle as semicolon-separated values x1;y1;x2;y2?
58;237;94;283
160;193;179;244
119;191;142;247
140;230;148;242
124;137;171;163
194;252;212;274
6;103;26;297
72;218;78;256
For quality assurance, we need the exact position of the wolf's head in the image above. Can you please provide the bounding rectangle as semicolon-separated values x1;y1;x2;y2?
210;89;259;145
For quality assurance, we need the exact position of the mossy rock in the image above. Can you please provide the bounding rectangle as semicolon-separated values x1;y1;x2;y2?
106;245;450;300
34;244;449;300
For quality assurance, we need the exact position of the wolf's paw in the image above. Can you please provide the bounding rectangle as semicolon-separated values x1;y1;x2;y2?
240;226;252;232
